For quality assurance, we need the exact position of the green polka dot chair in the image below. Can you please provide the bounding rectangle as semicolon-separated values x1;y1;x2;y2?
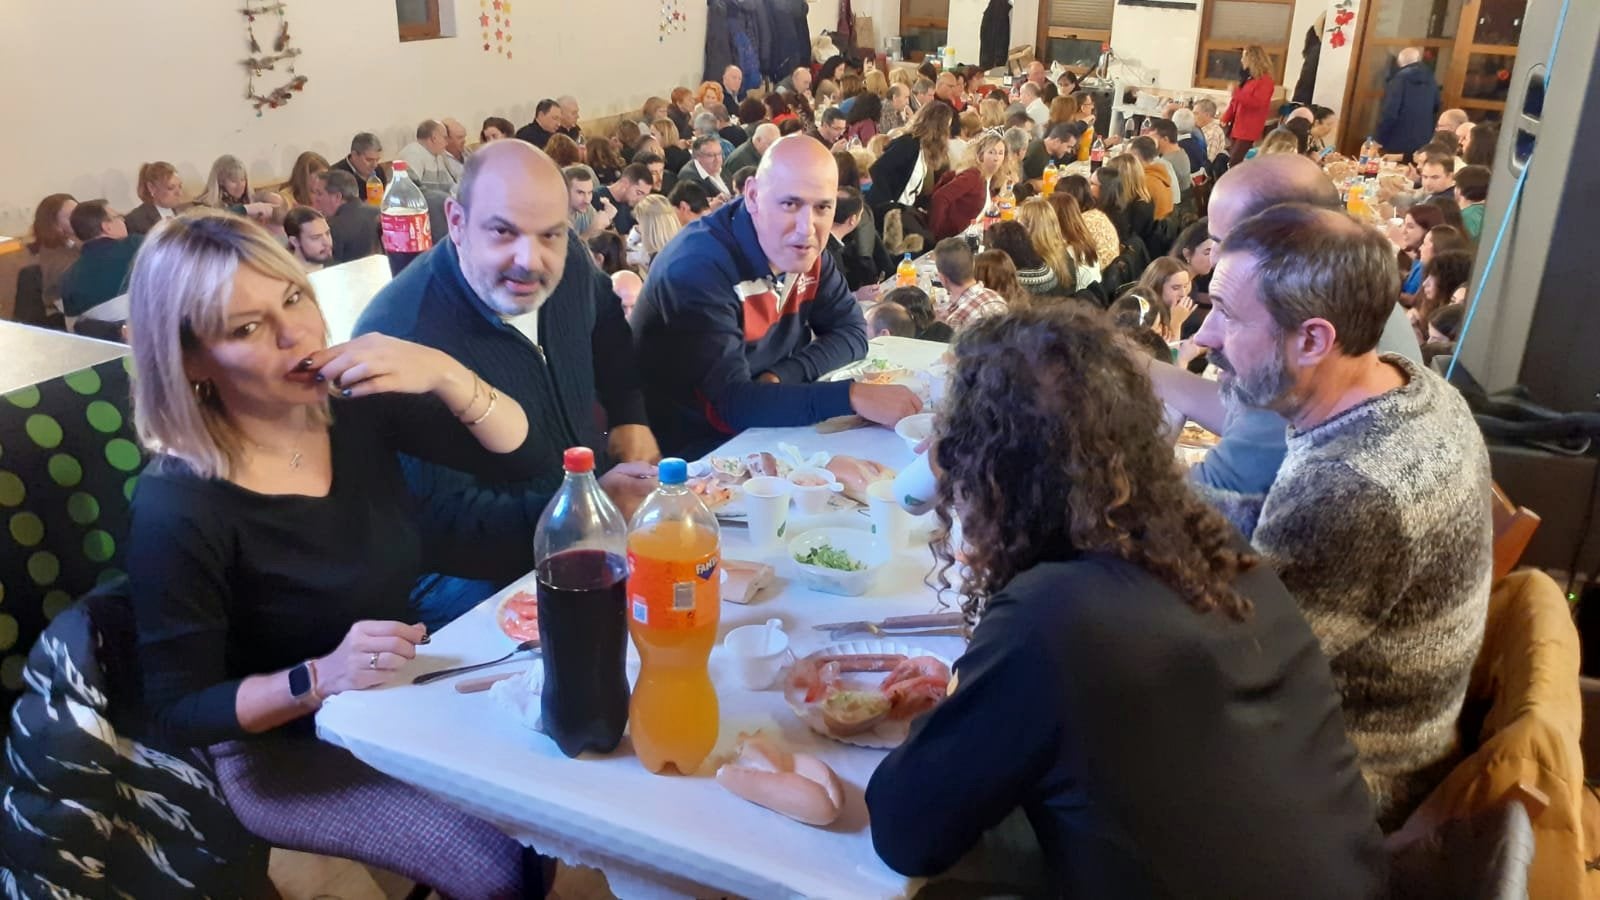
0;357;144;733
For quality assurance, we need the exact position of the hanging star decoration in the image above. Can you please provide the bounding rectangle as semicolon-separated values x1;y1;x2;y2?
658;0;687;42
481;0;513;58
242;2;307;114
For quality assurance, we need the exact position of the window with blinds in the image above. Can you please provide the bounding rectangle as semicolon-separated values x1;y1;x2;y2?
1050;0;1115;31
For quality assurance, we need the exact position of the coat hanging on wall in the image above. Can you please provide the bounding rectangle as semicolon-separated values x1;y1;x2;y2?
979;0;1011;70
837;0;856;51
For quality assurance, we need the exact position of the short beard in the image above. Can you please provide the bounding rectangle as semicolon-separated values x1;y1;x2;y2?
1215;341;1298;416
456;237;553;317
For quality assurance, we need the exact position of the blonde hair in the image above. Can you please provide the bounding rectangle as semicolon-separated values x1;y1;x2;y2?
129;209;327;479
651;117;682;147
197;154;250;207
889;67;916;89
1242;45;1272;78
978;98;1007;130
1016;197;1075;290
864;70;889;97
850;148;878;178
960;133;1014;193
1255;128;1302;156
867;134;891;156
1105;154;1151;204
137;161;179;204
957;111;983;139
284;151;329;206
633;194;681;260
1048;96;1079;126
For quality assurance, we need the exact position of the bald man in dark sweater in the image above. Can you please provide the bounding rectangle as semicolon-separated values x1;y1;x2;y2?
356;142;659;629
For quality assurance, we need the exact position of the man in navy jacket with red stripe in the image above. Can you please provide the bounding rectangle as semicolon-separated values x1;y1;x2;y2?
632;136;922;458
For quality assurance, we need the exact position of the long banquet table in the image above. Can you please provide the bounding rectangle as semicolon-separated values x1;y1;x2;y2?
315;338;1027;899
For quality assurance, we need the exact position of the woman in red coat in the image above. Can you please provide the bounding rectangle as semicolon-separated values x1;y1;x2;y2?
1221;46;1276;161
929;132;1013;240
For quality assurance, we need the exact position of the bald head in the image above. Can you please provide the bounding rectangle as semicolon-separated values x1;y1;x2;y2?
748;135;839;274
442;117;468;158
1207;154;1340;242
458;139;565;213
752;122;781;153
1397;47;1422;67
557;95;580;128
1437;108;1469;131
448;139;570;316
611;269;643;317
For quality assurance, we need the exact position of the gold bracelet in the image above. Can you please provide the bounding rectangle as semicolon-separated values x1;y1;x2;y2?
467;388;498;427
451;373;483;420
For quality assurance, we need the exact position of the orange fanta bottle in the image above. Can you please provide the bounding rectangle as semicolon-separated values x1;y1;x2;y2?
626;458;721;774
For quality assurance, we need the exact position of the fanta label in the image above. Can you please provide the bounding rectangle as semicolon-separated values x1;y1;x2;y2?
627;549;719;629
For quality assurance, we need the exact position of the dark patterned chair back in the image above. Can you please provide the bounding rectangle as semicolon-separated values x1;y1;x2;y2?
0;356;142;735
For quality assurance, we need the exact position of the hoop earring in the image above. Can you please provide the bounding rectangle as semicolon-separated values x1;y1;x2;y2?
191;380;215;404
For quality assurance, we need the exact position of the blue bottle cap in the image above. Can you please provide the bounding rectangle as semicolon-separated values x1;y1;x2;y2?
658;458;688;485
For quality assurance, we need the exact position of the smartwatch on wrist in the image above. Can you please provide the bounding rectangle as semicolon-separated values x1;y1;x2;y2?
289;660;320;704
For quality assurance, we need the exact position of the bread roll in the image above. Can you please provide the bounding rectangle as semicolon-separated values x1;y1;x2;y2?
715;735;845;826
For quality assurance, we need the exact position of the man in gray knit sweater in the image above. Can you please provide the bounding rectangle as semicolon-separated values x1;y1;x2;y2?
1193;203;1493;830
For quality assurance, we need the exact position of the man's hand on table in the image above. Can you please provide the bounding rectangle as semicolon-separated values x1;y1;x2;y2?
601;462;659;520
850;382;923;428
608;423;662;464
756;372;781;384
854;283;882;304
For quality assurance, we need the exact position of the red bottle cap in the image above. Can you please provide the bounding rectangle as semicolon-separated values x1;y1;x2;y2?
563;447;595;473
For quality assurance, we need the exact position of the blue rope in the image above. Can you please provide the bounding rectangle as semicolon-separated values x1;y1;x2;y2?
1446;0;1575;379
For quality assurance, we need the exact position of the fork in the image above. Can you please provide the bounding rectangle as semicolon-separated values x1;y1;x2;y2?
413;640;540;685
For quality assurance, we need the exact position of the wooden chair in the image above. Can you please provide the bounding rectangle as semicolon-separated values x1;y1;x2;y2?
1492;482;1541;582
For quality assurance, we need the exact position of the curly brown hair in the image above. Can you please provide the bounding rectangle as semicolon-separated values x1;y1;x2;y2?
931;305;1256;621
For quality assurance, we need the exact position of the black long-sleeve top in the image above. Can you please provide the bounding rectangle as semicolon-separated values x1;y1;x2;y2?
129;395;544;747
867;552;1385;898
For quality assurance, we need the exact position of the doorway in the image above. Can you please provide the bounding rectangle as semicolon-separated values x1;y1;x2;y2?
1340;0;1527;151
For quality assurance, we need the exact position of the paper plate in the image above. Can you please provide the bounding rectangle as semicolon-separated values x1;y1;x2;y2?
781;640;955;749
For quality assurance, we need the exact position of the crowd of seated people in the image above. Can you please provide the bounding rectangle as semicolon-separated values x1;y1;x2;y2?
9;48;1513;897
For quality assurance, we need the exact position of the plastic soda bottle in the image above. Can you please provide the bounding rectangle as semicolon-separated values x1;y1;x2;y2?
626;458;721;775
896;253;917;287
364;172;384;207
533;448;631;759
1090;136;1106;169
380;160;432;276
997;182;1016;221
1041;165;1058;196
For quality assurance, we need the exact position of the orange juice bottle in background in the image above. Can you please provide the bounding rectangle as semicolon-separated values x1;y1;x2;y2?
896;253;917;287
626;458;721;775
998;182;1016;221
1346;181;1369;218
1041;166;1058;196
365;171;384;206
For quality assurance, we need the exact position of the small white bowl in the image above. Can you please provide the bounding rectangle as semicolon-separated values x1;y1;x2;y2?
894;412;936;451
787;527;890;597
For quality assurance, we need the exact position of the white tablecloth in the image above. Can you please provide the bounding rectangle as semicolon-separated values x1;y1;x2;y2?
316;337;981;900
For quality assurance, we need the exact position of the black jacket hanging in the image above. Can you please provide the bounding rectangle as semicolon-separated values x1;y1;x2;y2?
980;0;1012;70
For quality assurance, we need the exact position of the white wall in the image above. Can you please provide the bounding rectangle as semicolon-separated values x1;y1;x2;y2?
1108;2;1206;88
0;0;706;235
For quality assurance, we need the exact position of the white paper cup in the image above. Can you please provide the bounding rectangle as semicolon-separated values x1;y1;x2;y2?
788;467;843;515
893;451;939;516
866;480;911;548
723;619;793;690
742;476;792;551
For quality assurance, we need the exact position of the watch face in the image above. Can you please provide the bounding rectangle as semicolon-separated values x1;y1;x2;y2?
289;663;312;698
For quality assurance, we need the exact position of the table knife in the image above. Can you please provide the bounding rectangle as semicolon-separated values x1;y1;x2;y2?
814;612;965;636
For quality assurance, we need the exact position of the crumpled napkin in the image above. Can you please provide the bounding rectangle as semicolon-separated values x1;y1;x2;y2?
489;657;642;733
775;442;830;470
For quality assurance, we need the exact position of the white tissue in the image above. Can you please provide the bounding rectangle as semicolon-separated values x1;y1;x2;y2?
489;657;643;734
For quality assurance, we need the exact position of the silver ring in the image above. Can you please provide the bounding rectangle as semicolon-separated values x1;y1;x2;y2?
368;652;379;670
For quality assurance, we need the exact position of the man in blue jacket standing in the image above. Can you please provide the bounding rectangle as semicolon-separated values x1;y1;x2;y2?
632;136;923;458
1375;47;1441;158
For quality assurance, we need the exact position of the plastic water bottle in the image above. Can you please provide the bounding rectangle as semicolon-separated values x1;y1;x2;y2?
380;160;432;276
534;447;630;758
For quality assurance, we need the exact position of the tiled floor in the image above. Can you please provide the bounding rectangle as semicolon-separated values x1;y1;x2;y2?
269;849;617;900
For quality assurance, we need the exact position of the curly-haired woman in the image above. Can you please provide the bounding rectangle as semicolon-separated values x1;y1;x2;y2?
866;306;1382;896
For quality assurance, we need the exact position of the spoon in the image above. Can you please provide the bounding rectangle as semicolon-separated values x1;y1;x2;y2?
413;640;540;685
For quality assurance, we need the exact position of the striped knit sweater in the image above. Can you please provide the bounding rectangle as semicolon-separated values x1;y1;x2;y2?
1221;354;1493;830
